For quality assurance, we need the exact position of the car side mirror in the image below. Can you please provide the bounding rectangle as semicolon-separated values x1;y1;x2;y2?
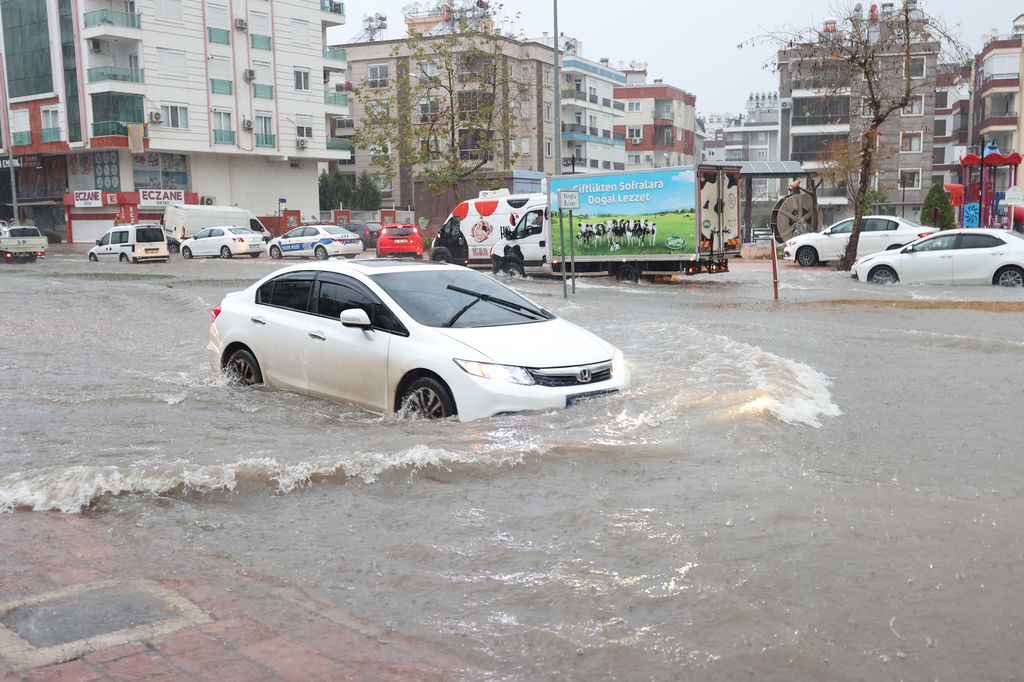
95;239;101;246
340;308;372;328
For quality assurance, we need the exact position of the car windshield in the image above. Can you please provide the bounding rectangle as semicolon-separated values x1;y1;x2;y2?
136;227;165;243
383;226;416;237
367;223;382;232
370;269;553;328
228;227;256;235
9;227;41;237
324;226;355;236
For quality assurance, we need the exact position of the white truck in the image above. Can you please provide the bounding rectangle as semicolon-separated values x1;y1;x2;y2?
436;165;742;282
0;224;47;263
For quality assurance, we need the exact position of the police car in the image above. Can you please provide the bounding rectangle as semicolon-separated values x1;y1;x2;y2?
267;224;363;260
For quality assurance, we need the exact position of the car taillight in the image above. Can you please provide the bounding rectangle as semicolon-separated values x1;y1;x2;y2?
332;237;343;242
211;305;221;322
917;231;934;238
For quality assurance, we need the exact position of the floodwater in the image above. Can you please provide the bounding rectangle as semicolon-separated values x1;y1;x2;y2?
2;250;1023;680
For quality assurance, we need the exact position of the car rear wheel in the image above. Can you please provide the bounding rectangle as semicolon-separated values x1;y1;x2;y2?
795;246;818;267
995;266;1024;287
88;253;98;262
400;377;455;419
225;348;263;385
615;263;639;283
119;253;129;262
499;260;525;278
220;245;232;259
269;245;282;259
181;246;193;259
869;265;899;284
430;247;453;263
314;245;329;260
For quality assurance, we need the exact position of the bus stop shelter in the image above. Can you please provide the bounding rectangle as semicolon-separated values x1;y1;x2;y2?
738;161;812;241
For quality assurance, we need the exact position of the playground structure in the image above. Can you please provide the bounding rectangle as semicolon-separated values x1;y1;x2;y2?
946;141;1023;231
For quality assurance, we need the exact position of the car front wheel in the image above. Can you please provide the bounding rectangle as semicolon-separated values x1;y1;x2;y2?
400;377;456;419
314;245;329;260
868;265;899;284
225;348;263;385
181;246;193;259
995;266;1024;287
269;245;282;259
88;253;98;262
795;246;818;267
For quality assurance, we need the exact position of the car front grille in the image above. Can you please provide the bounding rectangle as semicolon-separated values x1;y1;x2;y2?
527;361;612;387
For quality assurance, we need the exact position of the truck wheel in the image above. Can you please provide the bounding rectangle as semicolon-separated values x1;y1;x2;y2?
616;263;638;283
500;260;525;278
430;247;453;263
119;253;129;263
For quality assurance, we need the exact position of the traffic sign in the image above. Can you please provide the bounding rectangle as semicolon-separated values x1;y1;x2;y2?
558;189;580;211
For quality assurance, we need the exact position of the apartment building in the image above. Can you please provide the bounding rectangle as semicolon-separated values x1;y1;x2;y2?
615;68;695;170
340;6;555;207
777;6;939;223
0;0;350;241
931;62;971;187
971;15;1024;194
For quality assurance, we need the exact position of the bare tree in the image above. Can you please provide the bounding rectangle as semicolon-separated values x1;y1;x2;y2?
352;4;532;205
765;1;969;269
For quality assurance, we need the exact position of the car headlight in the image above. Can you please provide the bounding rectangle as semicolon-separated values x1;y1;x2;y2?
785;240;796;247
454;359;534;385
611;348;625;377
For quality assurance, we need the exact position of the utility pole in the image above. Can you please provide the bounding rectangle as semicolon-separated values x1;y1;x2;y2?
553;0;561;175
0;55;19;223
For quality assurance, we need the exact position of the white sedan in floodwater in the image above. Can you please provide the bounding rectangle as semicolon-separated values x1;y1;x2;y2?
208;260;628;420
180;226;264;259
851;228;1024;286
266;224;362;260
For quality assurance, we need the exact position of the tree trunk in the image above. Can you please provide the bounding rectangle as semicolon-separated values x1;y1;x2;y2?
837;125;878;270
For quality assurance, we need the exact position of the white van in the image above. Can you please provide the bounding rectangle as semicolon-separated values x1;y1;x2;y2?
162;204;269;252
430;189;545;267
88;224;170;263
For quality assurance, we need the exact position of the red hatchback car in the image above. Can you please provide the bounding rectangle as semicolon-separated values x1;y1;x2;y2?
375;223;423;259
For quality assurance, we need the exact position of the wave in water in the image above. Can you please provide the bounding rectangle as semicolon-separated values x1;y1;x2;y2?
0;445;531;514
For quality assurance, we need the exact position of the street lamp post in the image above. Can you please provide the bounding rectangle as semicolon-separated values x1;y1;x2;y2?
0;55;20;223
553;0;561;176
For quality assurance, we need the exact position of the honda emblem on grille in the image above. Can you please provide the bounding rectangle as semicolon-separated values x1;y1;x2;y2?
577;368;592;383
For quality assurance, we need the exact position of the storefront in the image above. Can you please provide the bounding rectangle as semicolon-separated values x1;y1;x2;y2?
61;189;199;243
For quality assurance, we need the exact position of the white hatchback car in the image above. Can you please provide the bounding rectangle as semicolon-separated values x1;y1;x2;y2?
267;225;362;260
784;215;935;266
208;261;629;421
851;228;1024;286
180;226;264;259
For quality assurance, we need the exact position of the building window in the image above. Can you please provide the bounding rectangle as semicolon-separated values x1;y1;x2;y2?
521;64;530;80
663;129;673;145
627;100;641;112
376;176;392;200
628;153;640;164
521;101;529;117
626;126;641;140
291;18;308;42
367;102;390;123
256;113;273;135
294;68;310;91
368;64;388;88
209;55;230;80
249;10;270;35
41;108;60;129
521;138;530;155
758;150;766;159
544;69;551;85
160;104;188;128
296;114;313;138
154;0;182;20
907;56;925;79
899;169;921;190
418;60;438;80
902;95;924;116
933;119;947;137
157;48;186;76
544;103;552;122
545;139;551;156
419;98;439;122
900;131;922;152
935;91;948;109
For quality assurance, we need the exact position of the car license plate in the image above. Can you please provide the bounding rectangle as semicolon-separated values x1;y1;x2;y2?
566;389;617;407
145;248;157;253
249;243;261;249
394;238;408;243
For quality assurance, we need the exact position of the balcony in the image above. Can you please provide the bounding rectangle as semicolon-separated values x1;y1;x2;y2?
253;84;274;99
562;157;587;168
326;137;351;150
561;123;586;134
210;79;233;95
333;118;355;129
41;127;62;143
561;90;587;102
323;46;347;61
256;133;276;147
213;130;236;144
321;0;345;26
84;9;141;29
324;93;348;106
791;113;850;126
11;131;31;146
612;101;624;111
87;66;144;84
978;114;1018;130
251;34;272;50
91;121;147;138
207;27;230;44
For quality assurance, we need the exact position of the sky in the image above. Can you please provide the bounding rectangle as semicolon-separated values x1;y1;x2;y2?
332;0;1012;115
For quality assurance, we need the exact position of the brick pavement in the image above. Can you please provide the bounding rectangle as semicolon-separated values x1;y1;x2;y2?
0;512;491;681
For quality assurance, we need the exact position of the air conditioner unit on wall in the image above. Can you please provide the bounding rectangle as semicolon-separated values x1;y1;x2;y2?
234;17;248;30
243;69;256;82
296;138;308;149
200;196;215;205
149;110;162;123
242;118;253;130
631;138;641;144
781;100;792;109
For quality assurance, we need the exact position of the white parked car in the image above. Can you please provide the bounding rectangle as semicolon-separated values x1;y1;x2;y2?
267;224;362;260
180;226;264;259
851;228;1024;286
208;261;629;421
784;215;935;266
88;224;169;263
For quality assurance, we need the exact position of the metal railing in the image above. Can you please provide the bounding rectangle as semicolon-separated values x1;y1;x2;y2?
84;9;141;28
253;84;274;98
327;137;352;150
210;79;233;95
213;129;236;144
41;127;62;143
251;34;272;49
321;0;345;15
256;133;276;147
323;46;347;60
561;123;586;134
325;93;349;106
11;131;31;146
91;121;147;137
87;66;144;83
207;27;230;44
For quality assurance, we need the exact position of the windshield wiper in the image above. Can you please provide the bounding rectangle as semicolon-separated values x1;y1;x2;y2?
442;284;550;327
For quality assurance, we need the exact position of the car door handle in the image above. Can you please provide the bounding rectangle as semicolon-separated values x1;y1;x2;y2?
308;331;326;341
250;316;266;325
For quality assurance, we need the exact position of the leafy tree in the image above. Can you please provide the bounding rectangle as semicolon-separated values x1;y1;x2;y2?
920;182;956;228
318;169;355;211
765;2;967;269
351;171;382;211
861;185;889;214
351;4;530;204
